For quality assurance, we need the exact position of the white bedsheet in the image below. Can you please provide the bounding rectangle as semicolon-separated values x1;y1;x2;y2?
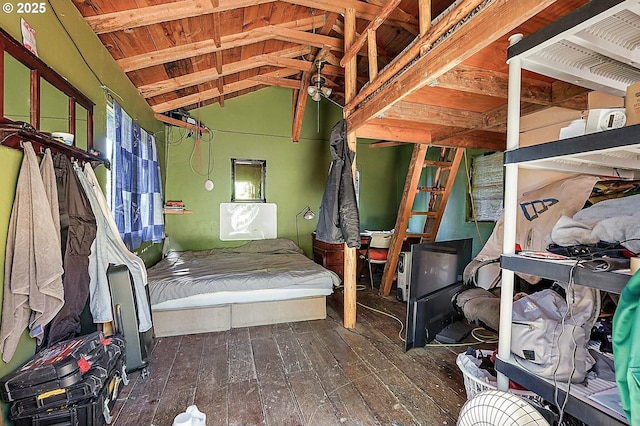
147;239;339;306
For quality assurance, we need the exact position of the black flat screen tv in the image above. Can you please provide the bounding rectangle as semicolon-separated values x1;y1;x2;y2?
405;238;473;350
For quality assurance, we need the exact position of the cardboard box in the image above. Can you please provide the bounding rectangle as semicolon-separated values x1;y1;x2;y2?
626;81;640;125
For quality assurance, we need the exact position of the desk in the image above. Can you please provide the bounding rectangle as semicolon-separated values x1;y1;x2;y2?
312;233;370;282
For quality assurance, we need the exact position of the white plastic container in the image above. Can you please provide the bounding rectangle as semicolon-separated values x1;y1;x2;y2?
51;132;74;146
558;119;586;139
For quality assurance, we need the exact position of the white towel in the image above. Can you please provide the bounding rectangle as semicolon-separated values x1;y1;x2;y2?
77;163;152;332
0;143;64;362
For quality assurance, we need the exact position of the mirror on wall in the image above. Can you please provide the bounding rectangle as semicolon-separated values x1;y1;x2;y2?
231;158;266;202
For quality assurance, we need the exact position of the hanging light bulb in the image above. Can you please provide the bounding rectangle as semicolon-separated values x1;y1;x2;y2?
321;86;332;97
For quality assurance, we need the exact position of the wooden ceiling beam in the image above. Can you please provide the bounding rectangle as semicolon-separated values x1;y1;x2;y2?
138;46;310;98
346;0;561;131
85;0;275;34
340;0;402;67
356;119;432;143
263;56;342;77
85;0;415;35
85;0;277;34
434;134;506;151
247;75;301;89
212;10;224;106
292;46;331;143
286;0;418;28
151;68;300;113
362;0;418;34
257;26;343;52
117;16;325;72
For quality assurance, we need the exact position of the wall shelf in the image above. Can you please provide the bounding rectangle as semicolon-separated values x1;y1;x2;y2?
163;209;192;214
154;113;210;134
0;118;109;168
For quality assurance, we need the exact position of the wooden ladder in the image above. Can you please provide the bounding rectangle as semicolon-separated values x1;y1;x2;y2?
379;145;464;296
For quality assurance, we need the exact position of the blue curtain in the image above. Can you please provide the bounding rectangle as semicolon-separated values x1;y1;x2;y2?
111;101;164;250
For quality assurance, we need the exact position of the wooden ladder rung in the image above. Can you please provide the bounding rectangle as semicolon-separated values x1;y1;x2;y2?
405;232;432;239
423;160;452;168
409;211;439;217
416;186;445;193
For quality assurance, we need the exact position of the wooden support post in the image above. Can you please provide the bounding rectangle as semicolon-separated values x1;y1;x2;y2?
367;29;378;81
419;0;431;37
343;7;357;329
419;0;431;55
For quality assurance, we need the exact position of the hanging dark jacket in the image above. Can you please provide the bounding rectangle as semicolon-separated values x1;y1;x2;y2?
315;119;361;248
43;154;97;347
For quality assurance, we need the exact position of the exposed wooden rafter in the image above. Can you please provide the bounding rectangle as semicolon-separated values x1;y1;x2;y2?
117;16;327;72
346;0;564;131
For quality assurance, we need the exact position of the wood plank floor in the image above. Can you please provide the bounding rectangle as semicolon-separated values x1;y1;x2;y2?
110;288;496;426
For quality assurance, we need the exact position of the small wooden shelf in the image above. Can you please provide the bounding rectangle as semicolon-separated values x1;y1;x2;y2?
154;113;209;134
163;209;193;214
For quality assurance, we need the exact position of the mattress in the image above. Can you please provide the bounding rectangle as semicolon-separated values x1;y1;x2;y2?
147;238;339;309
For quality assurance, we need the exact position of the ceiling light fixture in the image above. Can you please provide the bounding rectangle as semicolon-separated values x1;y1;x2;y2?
307;59;332;102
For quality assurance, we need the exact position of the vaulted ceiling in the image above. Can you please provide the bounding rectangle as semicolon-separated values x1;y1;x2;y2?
72;0;590;145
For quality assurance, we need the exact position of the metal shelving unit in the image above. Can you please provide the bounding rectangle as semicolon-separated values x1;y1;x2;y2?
496;1;639;424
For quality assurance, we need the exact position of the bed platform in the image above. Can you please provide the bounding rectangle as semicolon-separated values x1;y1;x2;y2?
152;296;327;337
146;239;339;337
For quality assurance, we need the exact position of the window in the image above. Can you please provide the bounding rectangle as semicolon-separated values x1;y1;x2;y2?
231;159;266;202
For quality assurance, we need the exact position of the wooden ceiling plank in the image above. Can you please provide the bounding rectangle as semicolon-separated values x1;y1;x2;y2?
434;64;553;105
356;120;432;143
384;101;485;128
138;46;309;98
86;0;277;34
347;0;562;131
340;0;402;67
118;16;324;72
152;68;301;113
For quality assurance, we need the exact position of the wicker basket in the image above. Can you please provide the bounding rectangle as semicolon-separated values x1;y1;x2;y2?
456;350;542;403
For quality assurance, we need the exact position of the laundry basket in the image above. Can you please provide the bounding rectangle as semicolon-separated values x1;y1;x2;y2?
456;350;543;403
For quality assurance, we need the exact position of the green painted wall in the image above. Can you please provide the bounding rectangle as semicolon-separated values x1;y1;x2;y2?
162;88;405;257
0;2;163;422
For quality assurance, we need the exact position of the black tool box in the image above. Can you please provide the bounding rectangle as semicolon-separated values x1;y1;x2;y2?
0;331;109;402
1;332;128;426
11;369;126;426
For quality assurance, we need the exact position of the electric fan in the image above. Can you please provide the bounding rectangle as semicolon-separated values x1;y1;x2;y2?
458;390;550;426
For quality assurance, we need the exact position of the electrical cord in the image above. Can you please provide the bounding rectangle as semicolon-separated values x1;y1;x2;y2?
356;301;406;343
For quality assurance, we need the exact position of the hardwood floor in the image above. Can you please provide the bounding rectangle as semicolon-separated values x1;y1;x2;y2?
110;288;495;426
